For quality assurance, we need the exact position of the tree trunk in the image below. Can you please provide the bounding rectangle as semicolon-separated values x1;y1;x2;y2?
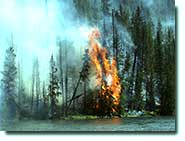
66;74;82;114
128;50;137;111
83;79;87;113
31;68;35;114
59;46;64;116
64;44;68;116
112;9;115;57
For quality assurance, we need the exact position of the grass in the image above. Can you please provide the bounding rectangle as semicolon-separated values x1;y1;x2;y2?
63;115;99;120
63;114;154;120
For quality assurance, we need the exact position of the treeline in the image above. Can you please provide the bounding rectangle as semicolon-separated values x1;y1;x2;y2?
72;0;176;116
1;40;79;120
119;6;176;115
0;1;175;120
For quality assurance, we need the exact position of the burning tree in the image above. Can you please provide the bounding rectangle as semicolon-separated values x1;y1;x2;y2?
88;28;121;116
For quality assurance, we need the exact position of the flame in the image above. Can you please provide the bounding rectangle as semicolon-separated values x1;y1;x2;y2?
88;28;121;114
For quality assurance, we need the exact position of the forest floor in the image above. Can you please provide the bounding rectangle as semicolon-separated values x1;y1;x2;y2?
0;116;176;132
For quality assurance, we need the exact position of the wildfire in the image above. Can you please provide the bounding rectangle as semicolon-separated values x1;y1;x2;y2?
88;28;121;114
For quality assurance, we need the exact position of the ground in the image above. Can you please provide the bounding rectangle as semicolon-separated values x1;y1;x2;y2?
0;116;176;132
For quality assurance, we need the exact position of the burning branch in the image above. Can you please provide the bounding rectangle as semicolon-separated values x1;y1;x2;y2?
88;28;121;116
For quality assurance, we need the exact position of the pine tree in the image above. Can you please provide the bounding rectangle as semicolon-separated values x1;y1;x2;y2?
81;49;90;114
31;61;35;114
130;6;144;111
121;52;131;113
30;58;41;117
112;9;120;62
91;0;101;24
127;50;137;111
130;6;143;48
17;62;26;119
73;0;100;24
57;40;75;116
41;81;49;119
57;40;64;116
1;45;17;120
117;4;130;27
143;19;155;111
101;0;111;47
42;81;47;106
101;0;111;16
154;21;165;114
134;67;143;111
48;55;61;119
160;28;176;115
102;19;107;47
64;42;69;116
35;59;41;115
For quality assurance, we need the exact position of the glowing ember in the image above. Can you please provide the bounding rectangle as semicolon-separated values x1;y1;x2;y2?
88;28;121;114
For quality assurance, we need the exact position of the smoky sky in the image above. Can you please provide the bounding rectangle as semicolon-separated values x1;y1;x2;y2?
0;0;93;84
0;0;175;88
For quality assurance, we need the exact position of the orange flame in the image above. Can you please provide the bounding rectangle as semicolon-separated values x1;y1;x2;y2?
88;28;121;113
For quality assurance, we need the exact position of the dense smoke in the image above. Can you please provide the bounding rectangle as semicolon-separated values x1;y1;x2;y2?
0;0;92;83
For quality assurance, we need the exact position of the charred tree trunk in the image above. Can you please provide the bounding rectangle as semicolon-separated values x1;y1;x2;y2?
127;50;137;111
72;80;76;113
65;66;68;116
112;9;115;57
31;64;35;114
83;79;87;113
35;59;40;115
64;44;68;117
66;74;82;114
112;9;119;68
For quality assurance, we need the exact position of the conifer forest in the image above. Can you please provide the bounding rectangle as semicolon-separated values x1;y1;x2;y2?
0;0;176;131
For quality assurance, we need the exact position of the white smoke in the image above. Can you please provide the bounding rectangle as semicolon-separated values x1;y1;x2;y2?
0;0;92;85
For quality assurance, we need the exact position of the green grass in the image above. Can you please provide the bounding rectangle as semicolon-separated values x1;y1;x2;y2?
63;115;99;120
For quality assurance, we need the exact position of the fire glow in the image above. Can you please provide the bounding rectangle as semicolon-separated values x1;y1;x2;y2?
88;28;121;113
